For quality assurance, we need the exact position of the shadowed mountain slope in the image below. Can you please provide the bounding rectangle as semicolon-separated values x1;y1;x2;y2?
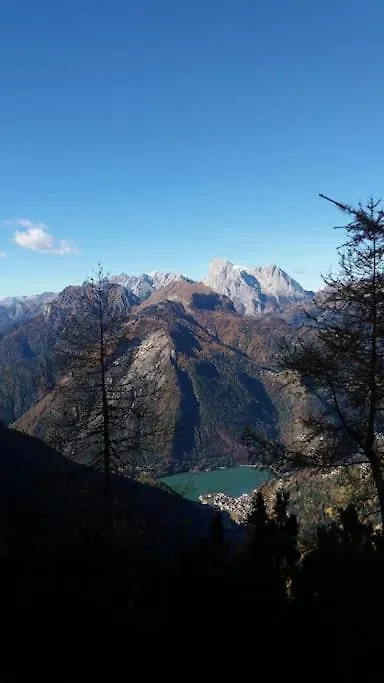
13;281;310;475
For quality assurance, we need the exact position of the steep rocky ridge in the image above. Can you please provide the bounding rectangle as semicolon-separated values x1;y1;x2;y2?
0;292;57;333
204;258;313;315
13;281;311;475
109;270;189;300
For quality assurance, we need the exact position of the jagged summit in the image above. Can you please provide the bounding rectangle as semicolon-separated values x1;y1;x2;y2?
0;291;58;333
0;261;312;333
204;258;311;315
109;271;188;300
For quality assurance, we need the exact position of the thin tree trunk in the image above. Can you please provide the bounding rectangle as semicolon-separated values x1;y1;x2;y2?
369;453;384;529
98;282;112;535
366;232;377;453
366;233;383;526
101;361;112;534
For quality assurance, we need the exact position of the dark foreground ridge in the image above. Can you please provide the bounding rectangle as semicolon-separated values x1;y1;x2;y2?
2;425;384;618
0;430;383;680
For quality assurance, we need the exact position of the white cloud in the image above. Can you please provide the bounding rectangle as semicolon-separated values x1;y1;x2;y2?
5;218;78;255
0;251;6;258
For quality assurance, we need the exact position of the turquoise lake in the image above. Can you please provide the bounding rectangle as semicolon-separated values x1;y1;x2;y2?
160;466;273;501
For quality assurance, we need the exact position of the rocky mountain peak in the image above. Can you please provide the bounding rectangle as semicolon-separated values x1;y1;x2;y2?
204;259;312;315
109;271;187;301
0;292;58;333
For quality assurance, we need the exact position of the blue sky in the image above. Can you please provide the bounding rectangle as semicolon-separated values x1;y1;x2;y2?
1;0;383;296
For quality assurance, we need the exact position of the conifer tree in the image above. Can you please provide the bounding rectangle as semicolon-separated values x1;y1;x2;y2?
248;196;384;526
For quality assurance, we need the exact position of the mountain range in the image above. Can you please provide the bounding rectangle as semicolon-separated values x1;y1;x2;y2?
0;259;312;332
0;291;57;333
0;260;314;475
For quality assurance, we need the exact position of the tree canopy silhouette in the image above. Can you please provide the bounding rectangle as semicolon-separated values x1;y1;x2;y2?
246;195;384;527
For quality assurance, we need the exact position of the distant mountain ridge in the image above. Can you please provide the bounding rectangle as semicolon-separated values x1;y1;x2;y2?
109;271;190;300
0;259;313;333
204;259;313;315
0;292;57;333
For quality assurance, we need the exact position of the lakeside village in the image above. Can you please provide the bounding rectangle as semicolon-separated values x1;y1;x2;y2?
199;489;258;523
199;463;372;524
197;464;289;523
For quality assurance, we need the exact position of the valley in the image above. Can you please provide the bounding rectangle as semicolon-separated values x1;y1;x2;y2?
2;0;383;643
1;256;374;545
0;259;313;476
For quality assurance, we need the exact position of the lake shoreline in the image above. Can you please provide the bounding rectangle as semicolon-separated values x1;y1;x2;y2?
159;465;275;502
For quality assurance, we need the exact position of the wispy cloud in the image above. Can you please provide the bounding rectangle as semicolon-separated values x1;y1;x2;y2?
15;218;47;230
0;251;6;258
3;218;78;255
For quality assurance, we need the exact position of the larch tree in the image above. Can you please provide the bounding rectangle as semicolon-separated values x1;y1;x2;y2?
247;196;384;527
51;264;170;532
52;264;138;532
